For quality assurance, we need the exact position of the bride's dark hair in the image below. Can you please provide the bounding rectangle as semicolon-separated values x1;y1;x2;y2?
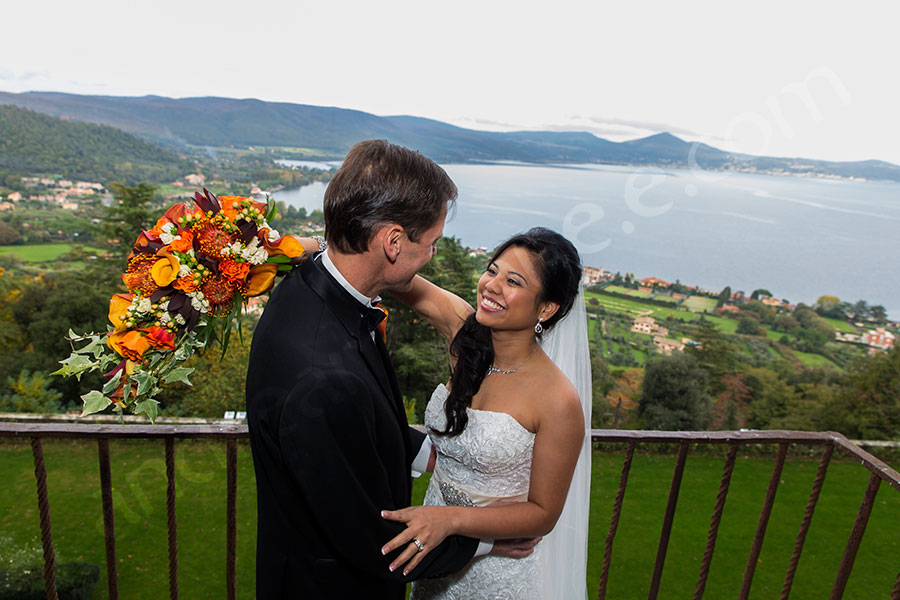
434;227;582;437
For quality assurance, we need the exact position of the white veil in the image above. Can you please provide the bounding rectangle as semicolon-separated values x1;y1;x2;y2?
539;285;591;600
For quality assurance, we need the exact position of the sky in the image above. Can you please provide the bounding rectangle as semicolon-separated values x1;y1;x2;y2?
3;0;899;164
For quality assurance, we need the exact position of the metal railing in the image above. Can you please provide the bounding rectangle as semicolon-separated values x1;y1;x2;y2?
1;423;899;599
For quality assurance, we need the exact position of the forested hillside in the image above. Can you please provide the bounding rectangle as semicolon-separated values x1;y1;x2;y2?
0;105;187;182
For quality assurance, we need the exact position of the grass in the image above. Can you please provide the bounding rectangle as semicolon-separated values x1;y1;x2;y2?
793;350;838;368
824;318;856;334
683;296;718;313
0;243;104;262
3;440;898;599
604;285;653;299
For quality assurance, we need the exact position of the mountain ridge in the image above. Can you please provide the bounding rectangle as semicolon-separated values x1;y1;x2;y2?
1;90;898;181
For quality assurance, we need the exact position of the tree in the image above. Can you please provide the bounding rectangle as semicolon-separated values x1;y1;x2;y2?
745;367;800;429
750;289;772;300
717;286;732;307
711;373;752;429
686;320;738;393
639;353;711;430
869;305;887;324
736;317;763;336
834;346;900;439
0;221;21;245
814;295;844;319
98;183;159;258
606;368;642;428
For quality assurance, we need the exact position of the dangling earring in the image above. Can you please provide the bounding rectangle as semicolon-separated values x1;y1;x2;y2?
534;318;544;334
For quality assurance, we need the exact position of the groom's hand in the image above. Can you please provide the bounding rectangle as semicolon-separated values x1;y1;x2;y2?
490;537;542;558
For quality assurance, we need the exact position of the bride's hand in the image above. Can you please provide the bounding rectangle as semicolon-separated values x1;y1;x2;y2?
380;506;457;575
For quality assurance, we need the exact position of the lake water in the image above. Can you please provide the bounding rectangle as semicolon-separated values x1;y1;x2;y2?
270;162;900;318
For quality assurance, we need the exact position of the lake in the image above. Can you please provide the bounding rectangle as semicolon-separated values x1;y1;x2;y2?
272;161;900;317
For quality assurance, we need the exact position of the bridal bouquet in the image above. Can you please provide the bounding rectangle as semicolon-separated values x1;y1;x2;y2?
53;189;305;421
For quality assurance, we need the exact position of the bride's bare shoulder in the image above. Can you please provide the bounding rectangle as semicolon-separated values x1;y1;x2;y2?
530;356;582;423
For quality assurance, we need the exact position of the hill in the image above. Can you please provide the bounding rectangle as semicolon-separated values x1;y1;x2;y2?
2;91;899;181
0;104;186;183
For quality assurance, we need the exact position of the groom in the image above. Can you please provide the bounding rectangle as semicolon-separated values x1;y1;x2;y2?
247;140;511;599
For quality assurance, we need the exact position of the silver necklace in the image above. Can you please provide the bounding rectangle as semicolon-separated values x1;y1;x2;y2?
487;344;537;376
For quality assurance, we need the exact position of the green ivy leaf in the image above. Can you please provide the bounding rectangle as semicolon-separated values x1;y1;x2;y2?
101;371;123;395
75;336;104;356
132;372;156;397
162;367;194;386
134;399;160;423
56;354;96;381
81;391;111;416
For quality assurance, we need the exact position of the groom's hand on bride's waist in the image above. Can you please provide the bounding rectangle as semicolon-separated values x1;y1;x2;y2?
490;537;542;558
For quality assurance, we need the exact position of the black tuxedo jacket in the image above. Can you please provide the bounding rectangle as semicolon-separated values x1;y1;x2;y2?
246;256;477;599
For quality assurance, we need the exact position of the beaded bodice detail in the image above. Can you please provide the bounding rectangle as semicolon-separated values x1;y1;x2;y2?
411;384;542;600
426;384;535;501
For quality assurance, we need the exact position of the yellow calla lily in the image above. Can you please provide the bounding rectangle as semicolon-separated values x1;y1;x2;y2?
150;253;180;287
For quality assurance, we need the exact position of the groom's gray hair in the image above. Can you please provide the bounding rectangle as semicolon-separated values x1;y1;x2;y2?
323;140;457;254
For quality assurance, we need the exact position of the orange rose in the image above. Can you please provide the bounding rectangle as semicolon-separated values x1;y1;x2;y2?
150;253;180;287
149;216;174;237
220;259;251;282
245;264;278;296
220;195;266;213
168;230;194;253
143;326;176;350
173;275;198;293
107;330;151;361
108;293;134;331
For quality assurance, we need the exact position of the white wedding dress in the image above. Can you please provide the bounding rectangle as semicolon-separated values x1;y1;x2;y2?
411;286;592;600
410;383;543;600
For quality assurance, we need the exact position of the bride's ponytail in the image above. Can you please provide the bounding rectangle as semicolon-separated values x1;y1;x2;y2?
433;313;493;437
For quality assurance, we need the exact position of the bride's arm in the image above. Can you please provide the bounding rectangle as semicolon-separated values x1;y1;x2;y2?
380;386;584;574
288;235;326;256
389;275;473;343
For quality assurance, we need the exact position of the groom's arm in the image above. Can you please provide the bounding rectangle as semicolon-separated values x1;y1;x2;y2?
279;368;478;582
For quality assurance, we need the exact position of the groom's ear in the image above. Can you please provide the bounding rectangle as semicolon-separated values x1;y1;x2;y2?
379;224;404;264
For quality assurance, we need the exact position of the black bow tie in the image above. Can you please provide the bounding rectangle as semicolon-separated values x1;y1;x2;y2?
362;305;387;333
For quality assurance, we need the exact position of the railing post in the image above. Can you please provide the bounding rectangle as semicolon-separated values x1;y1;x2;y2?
739;442;788;600
693;443;738;600
648;441;689;600
829;472;882;599
30;437;58;600
781;444;833;600
165;437;178;600
598;442;636;600
226;438;238;600
97;438;119;600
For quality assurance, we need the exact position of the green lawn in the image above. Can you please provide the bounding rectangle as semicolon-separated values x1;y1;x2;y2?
0;244;104;262
824;318;856;334
587;292;695;321
2;440;898;599
603;285;653;299
683;296;718;313
793;350;838;368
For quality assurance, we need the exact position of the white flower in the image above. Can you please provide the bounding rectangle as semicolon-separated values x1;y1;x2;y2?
251;247;268;265
160;231;176;245
175;314;186;325
138;298;152;313
267;228;280;241
178;263;191;278
159;312;171;324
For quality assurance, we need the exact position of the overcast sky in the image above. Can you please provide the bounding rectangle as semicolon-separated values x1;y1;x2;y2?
3;0;898;164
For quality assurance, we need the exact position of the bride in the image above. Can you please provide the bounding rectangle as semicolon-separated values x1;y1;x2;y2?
380;227;592;600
